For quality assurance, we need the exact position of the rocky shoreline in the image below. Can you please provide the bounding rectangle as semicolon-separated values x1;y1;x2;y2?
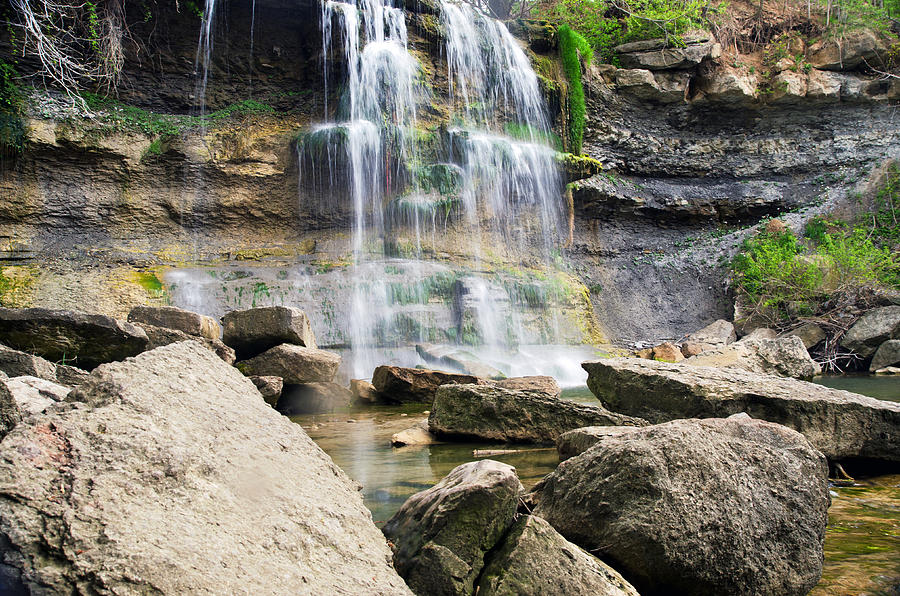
0;303;897;593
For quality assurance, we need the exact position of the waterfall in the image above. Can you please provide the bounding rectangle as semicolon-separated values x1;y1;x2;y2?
300;0;565;377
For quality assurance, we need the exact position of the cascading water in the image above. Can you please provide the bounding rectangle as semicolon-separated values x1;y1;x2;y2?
298;0;567;378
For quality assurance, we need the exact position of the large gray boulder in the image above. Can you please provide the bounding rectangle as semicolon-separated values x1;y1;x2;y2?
128;305;221;340
222;306;317;359
684;336;821;379
373;365;485;404
534;415;830;596
382;460;522;596
583;358;900;462
870;339;900;372
135;322;236;365
476;515;639;596
276;382;353;414
429;384;646;444
0;307;149;370
0;342;411;595
685;318;736;346
236;343;340;384
841;305;900;358
808;29;890;71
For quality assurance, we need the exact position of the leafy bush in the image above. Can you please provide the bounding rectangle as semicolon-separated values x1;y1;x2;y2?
870;164;899;246
558;25;592;154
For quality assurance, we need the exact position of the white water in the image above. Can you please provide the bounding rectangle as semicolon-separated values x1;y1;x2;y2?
299;0;566;377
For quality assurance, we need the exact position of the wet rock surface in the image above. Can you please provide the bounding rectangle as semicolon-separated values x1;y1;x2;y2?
534;415;830;596
429;383;646;444
0;307;149;370
0;341;411;595
583;357;900;462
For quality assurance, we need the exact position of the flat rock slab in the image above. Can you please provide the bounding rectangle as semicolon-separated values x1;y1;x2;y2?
222;306;317;359
492;375;561;398
3;375;70;415
430;383;646;444
0;341;411;595
684;336;821;379
583;358;900;462
373;365;485;404
128;305;221;340
534;415;829;596
476;515;639;596
0;307;149;370
383;460;522;596
237;343;340;384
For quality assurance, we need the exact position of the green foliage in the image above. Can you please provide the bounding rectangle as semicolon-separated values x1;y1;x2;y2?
818;229;900;289
818;0;899;35
558;25;592;154
539;0;720;62
870;164;899;245
0;60;25;157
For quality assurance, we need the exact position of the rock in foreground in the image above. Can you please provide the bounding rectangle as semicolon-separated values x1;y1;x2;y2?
430;384;646;444
583;358;900;462
373;365;484;404
476;515;639;596
222;306;317;359
0;307;149;370
534;415;829;596
0;342;411;595
383;460;522;596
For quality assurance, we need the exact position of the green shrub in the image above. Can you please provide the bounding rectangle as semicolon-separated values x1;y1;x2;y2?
558;25;592;154
870;164;899;246
818;228;900;290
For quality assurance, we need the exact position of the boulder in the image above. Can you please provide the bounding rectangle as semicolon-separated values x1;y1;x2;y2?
276;382;353;414
0;380;20;441
0;307;149;370
651;341;683;362
556;425;651;461
770;70;808;102
249;375;283;405
739;327;777;341
236;343;340;384
391;419;439;447
3;376;70;415
806;68;843;101
0;343;57;381
128;305;221;340
351;378;379;403
686;319;736;346
534;415;830;596
382;460;523;596
782;322;826;349
808;29;889;71
0;342;411;594
680;342;709;357
372;365;484;404
616;40;721;70
696;67;758;103
429;384;646;444
841;305;900;358
136;322;236;365
615;68;662;99
492;375;561;398
55;364;90;387
476;515;639;596
870;339;900;372
582;358;900;462
416;344;505;379
222;306;317;359
684;336;821;379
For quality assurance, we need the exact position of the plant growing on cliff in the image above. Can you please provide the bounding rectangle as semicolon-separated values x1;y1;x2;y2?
0;59;25;157
558;25;593;154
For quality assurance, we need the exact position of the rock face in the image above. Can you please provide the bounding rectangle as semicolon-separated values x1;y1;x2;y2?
492;375;561;398
841;305;900;358
556;425;650;461
3;376;70;415
236;343;340;384
276;382;353;414
808;29;889;71
222;306;317;359
429;384;646;444
135;322;237;365
782;322;826;348
128;305;221;340
684;336;821;379
476;515;639;596
615;38;721;70
0;307;149;370
534;415;830;596
383;460;522;596
870;339;900;372
372;366;484;404
0;342;411;595
583;358;900;462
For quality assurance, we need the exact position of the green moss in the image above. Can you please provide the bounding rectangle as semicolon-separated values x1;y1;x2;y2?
557;25;592;154
0;266;37;307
